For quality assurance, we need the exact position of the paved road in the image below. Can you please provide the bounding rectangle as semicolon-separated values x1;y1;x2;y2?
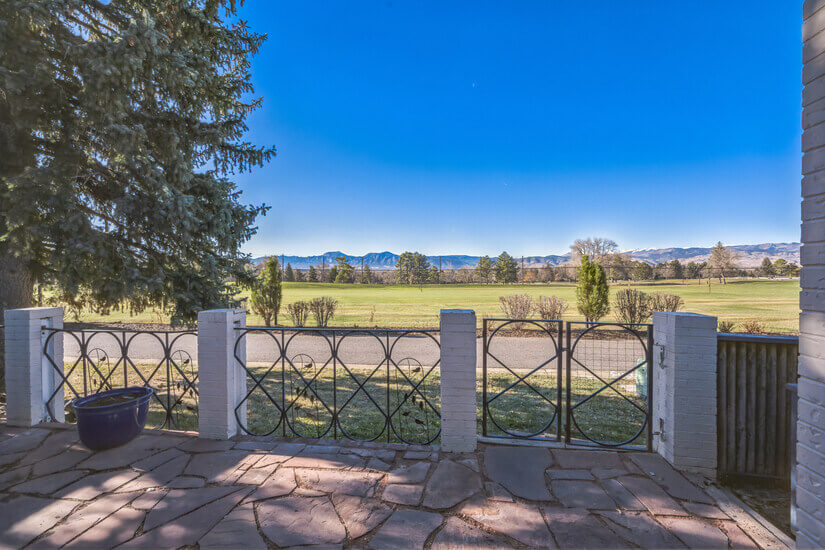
61;331;647;376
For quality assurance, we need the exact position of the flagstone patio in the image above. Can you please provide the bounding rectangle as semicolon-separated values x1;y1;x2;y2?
0;423;788;549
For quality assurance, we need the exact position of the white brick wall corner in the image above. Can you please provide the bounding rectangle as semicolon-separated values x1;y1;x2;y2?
197;309;246;439
439;309;477;452
800;3;825;545
652;311;717;476
4;307;64;426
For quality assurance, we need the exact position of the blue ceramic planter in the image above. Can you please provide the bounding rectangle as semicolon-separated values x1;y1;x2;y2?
72;386;153;450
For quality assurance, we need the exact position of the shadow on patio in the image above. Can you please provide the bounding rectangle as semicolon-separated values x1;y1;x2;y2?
0;423;787;549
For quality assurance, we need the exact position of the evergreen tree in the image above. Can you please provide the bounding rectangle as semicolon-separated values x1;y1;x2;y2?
307;265;318;282
576;255;610;324
685;261;703;280
428;265;440;283
760;257;775;278
251;257;282;327
295;269;305;282
631;262;653;281
395;252;430;284
495;252;518;283
327;265;338;283
284;263;295;282
334;256;354;283
0;0;273;323
359;264;373;284
475;256;494;283
667;259;684;279
773;258;789;276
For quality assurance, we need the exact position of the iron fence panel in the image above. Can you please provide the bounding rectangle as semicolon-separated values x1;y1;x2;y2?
42;328;198;430
234;327;441;445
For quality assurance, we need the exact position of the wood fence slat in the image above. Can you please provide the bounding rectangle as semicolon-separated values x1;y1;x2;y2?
766;343;778;476
715;336;798;483
736;342;747;474
717;342;728;473
777;345;788;476
728;340;735;473
756;344;767;474
746;343;757;474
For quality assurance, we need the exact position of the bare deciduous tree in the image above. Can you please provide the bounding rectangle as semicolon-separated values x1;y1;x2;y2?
707;242;739;284
570;237;618;263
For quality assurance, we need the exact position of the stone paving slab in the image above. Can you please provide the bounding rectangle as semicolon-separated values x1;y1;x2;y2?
0;424;786;549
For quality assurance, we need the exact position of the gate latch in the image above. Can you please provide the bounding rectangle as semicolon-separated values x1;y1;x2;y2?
653;344;665;368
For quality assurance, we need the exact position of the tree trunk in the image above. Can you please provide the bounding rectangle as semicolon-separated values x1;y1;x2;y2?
0;249;34;314
0;248;33;395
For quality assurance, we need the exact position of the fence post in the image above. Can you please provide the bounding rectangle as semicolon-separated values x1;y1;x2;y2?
3;307;64;426
652;311;717;476
198;309;246;439
439;309;477;452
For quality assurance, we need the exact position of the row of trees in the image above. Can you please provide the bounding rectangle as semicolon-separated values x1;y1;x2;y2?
269;241;799;286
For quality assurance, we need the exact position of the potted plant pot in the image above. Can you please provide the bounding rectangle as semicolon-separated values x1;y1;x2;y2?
72;386;153;450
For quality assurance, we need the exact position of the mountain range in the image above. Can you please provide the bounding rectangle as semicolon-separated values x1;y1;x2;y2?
254;242;801;270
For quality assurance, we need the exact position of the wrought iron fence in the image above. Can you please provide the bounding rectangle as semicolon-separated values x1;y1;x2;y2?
42;328;198;430
482;318;563;440
566;322;652;450
233;327;441;444
481;319;652;450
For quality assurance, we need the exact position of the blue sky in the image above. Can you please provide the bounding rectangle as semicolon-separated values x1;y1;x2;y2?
234;2;802;257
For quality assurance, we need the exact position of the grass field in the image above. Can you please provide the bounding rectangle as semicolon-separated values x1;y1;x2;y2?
73;278;801;334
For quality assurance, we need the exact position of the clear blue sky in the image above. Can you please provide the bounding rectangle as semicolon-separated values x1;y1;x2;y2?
234;2;802;257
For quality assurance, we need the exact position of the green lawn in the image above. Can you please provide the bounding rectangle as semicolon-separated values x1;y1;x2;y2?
73;278;801;334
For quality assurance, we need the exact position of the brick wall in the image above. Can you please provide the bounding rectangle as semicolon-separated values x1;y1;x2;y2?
439;309;477;452
652;312;718;476
799;2;825;546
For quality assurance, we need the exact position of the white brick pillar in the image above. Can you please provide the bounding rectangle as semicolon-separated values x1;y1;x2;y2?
4;307;64;426
439;309;477;452
198;309;246;439
799;2;825;546
652;312;717;476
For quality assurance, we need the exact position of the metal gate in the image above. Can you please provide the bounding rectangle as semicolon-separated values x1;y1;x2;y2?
482;318;653;450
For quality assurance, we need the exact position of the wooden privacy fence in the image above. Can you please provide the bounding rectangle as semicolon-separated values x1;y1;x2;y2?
717;332;798;486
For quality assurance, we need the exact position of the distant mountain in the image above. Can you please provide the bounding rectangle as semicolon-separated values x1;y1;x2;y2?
254;242;800;270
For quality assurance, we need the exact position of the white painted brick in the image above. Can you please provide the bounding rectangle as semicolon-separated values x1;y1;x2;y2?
197;309;246;439
652;312;717;474
439;309;477;452
4;307;64;426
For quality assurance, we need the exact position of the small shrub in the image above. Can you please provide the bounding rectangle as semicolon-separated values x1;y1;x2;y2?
717;320;736;333
286;301;310;327
649;293;684;313
536;296;568;320
742;320;765;334
499;294;533;320
614;289;652;324
309;297;338;327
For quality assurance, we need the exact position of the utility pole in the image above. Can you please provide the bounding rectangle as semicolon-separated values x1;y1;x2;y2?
321;256;326;281
521;256;525;283
439;256;442;284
